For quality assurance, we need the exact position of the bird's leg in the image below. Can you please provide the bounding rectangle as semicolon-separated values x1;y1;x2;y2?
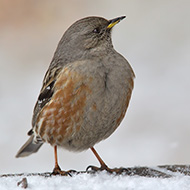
86;147;110;172
52;146;62;174
86;147;127;174
91;147;109;169
52;146;75;176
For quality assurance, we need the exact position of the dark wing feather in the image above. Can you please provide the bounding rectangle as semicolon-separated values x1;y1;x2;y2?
31;64;62;130
31;80;55;128
37;80;55;108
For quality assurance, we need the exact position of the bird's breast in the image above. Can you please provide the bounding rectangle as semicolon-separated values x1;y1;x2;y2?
35;59;134;151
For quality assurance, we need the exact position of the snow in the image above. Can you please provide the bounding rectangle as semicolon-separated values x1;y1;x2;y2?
1;172;190;190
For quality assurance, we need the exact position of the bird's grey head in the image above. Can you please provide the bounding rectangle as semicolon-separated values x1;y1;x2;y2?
53;16;126;62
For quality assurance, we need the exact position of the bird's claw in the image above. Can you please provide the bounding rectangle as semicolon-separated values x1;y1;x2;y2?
52;165;76;176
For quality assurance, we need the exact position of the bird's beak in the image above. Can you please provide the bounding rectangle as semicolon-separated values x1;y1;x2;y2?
107;16;126;29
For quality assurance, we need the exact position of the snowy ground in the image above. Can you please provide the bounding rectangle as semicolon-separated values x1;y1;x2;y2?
1;171;190;190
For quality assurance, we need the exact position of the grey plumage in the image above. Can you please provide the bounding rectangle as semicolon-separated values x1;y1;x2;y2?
16;135;43;157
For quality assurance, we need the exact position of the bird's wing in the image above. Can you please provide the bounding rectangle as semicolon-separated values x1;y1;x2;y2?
31;63;63;131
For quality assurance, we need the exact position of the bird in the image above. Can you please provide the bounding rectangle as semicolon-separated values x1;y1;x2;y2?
16;16;135;175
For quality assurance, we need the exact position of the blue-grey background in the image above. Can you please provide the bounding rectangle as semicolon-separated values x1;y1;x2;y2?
0;0;189;174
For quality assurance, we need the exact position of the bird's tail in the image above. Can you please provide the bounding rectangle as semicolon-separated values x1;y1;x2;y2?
16;135;43;158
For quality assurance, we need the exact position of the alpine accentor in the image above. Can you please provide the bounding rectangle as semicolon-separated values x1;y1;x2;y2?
16;16;135;175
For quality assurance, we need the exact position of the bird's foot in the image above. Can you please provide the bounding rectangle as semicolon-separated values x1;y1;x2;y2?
86;165;128;174
52;165;76;176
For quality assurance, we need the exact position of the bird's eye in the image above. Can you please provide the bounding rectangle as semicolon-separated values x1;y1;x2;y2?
93;27;100;34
